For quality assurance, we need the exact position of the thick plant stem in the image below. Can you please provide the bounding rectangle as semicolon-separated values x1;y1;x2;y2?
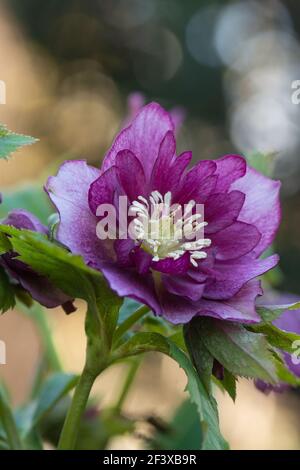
58;364;101;450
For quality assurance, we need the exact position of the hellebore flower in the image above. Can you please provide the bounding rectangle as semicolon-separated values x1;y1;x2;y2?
46;103;280;324
1;209;75;313
255;293;300;394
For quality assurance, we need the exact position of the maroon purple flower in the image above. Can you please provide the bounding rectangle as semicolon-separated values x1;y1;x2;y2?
46;103;281;324
1;209;75;313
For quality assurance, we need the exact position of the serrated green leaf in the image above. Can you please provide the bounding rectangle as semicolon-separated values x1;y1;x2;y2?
184;322;213;393
0;225;123;350
168;342;228;450
248;322;300;354
257;302;300;323
0;124;37;160
114;331;170;358
0;225;101;303
221;369;237;401
114;332;228;450
0;232;12;254
194;318;278;383
0;266;15;313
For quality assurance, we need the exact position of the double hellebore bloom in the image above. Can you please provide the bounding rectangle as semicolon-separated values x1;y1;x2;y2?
46;103;281;324
1;208;75;313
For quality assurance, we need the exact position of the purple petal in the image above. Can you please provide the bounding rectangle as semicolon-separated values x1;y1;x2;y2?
214;154;246;192
3;255;72;309
205;191;245;235
160;292;201;324
102;102;174;179
3;209;48;234
114;239;135;266
197;280;262;323
163;274;205;301
17;271;73;309
204;254;279;300
116;149;147;201
231;166;281;256
101;263;161;314
254;379;287;394
46;160;106;268
152;252;191;275
131;247;152;274
150;131;176;192
211;221;261;260
151;151;192;196
88;166;119;215
174;160;217;204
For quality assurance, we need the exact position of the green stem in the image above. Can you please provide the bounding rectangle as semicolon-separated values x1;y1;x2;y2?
57;364;101;450
114;358;141;412
58;301;148;449
113;305;149;345
30;304;62;372
0;388;23;450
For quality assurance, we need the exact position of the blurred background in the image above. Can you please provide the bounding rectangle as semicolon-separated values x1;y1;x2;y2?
1;0;300;449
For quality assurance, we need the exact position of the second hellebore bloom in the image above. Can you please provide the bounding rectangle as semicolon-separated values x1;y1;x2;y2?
1;208;75;313
46;103;281;324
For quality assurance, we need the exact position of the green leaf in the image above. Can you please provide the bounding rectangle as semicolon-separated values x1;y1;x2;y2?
0;124;37;160
0;266;15;313
168;341;228;450
142;316;170;336
168;329;187;351
32;373;78;427
0;225;123;352
193;318;278;383
152;400;202;450
248;323;300;354
0;385;23;449
257;302;300;324
0;232;12;254
114;331;170;358
274;356;300;387
221;369;237;402
114;332;228;450
0;225;101;304
184;322;213;393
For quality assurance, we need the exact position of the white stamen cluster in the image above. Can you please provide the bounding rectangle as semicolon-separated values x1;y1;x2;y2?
129;190;211;267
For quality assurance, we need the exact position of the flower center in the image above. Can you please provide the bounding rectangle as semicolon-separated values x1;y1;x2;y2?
129;191;211;267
